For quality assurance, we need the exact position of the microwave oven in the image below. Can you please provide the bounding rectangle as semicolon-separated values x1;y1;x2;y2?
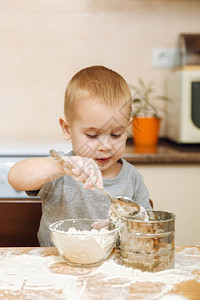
167;67;200;143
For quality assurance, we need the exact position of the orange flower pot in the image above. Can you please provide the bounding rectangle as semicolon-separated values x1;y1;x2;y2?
132;117;161;147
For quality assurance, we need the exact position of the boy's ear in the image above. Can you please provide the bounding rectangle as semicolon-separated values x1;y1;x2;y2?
59;117;72;140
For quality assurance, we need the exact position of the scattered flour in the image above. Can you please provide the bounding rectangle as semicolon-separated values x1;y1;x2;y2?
0;247;199;299
0;251;78;299
98;256;194;285
159;296;188;300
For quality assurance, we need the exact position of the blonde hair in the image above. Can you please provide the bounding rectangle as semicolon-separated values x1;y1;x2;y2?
64;65;131;120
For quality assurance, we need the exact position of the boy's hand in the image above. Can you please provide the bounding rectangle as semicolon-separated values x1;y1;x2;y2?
92;220;109;230
61;156;103;190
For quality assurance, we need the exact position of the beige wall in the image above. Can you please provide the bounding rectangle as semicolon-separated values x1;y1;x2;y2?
0;0;200;144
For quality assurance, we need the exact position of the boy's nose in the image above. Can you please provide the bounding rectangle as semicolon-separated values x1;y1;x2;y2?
98;135;112;151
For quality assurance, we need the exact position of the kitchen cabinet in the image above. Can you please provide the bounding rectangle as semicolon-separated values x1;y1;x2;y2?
0;199;42;247
134;164;200;246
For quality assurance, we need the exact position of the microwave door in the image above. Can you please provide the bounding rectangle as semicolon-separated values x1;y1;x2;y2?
191;81;200;129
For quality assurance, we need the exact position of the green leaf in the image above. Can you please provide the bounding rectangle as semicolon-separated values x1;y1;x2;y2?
132;98;142;103
129;79;172;118
138;78;146;89
153;95;173;101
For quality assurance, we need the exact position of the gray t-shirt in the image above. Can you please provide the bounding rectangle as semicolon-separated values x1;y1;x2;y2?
28;152;150;246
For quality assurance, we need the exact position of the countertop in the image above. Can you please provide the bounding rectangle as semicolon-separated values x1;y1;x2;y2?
0;246;199;299
123;138;200;164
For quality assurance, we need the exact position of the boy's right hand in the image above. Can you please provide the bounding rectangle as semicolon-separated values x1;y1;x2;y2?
61;156;103;190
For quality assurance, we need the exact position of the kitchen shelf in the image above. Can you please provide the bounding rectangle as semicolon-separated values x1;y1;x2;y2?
123;138;200;164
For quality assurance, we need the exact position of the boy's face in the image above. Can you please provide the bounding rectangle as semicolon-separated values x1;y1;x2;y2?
61;99;131;178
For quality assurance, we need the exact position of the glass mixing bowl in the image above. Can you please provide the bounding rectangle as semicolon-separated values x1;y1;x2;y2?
49;219;118;267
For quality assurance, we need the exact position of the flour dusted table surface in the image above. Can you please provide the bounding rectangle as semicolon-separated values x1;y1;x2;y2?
0;246;199;299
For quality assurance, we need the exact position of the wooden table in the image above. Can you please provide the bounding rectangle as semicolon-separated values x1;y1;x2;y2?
0;246;199;299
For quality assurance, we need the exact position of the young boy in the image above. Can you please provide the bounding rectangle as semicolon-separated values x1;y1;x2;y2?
8;65;151;246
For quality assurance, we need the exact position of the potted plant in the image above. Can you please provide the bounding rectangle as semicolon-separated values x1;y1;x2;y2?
130;79;170;148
